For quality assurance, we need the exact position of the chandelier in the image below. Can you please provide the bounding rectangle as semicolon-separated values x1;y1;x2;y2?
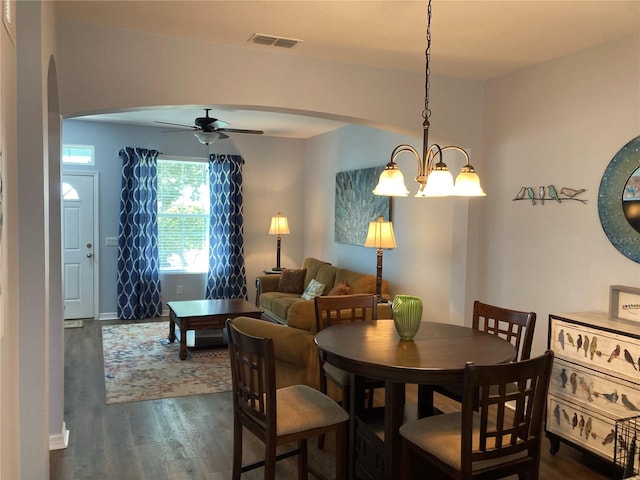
373;0;485;198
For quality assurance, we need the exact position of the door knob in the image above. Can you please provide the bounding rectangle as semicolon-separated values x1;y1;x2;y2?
86;253;93;258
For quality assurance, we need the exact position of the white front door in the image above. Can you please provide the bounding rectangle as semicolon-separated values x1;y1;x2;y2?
62;173;97;319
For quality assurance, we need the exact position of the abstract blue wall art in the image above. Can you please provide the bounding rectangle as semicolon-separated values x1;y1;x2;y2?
335;166;391;246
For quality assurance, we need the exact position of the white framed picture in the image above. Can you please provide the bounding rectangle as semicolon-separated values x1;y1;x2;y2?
609;285;640;322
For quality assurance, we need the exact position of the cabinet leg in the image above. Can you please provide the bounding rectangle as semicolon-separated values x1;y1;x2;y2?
547;432;560;455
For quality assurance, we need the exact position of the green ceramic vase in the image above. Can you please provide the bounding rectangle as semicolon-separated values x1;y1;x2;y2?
392;295;423;341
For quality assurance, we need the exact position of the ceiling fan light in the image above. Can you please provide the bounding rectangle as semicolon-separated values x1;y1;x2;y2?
194;131;220;145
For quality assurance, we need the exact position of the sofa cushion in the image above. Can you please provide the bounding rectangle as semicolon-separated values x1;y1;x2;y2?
260;291;299;311
272;296;304;320
277;268;307;293
302;258;331;289
328;281;351;296
315;264;338;294
287;300;317;332
301;279;326;300
335;268;388;295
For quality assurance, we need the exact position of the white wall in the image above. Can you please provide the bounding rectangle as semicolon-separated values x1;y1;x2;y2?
55;19;422;136
15;1;61;477
55;19;486;149
480;35;640;356
0;1;20;478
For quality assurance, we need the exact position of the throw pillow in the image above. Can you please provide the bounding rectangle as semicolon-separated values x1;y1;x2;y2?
276;268;307;294
328;281;351;296
301;279;326;300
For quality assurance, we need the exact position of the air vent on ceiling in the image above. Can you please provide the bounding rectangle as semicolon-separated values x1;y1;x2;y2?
249;33;302;49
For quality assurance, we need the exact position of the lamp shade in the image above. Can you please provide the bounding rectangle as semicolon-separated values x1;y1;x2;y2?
373;166;409;197
268;213;290;235
364;216;397;249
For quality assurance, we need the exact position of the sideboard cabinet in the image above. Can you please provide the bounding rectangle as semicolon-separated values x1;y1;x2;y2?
547;311;640;462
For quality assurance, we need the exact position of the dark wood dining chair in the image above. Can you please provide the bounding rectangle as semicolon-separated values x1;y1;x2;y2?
422;300;536;413
314;294;384;448
226;317;349;480
400;350;554;480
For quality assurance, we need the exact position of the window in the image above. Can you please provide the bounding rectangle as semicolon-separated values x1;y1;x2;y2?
62;144;95;165
157;157;209;272
62;182;79;201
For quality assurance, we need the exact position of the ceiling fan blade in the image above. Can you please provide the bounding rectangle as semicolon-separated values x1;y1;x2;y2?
155;121;197;129
161;129;194;133
210;119;230;129
219;128;264;135
218;132;229;139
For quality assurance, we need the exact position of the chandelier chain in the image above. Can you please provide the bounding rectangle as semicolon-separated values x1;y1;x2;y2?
423;0;432;122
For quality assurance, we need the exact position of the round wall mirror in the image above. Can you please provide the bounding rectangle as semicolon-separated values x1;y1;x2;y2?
598;135;640;263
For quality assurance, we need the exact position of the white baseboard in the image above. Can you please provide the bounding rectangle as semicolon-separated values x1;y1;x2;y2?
49;421;69;450
98;312;169;320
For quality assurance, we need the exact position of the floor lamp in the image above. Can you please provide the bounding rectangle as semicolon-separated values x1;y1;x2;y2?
364;216;396;302
268;212;290;271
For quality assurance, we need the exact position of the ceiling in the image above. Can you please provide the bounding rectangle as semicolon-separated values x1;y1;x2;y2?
57;0;640;138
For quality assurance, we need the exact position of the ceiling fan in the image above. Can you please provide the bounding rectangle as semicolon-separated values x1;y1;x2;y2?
156;108;264;145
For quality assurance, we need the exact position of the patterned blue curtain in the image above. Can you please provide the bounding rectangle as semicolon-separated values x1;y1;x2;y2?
117;147;163;319
205;154;248;299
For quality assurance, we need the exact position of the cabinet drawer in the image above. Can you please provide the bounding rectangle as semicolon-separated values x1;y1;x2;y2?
550;318;640;383
547;396;616;461
550;358;640;420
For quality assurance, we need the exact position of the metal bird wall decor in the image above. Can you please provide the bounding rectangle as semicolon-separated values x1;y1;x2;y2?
513;185;587;205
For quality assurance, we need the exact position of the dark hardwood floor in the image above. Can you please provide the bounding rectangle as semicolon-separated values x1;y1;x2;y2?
51;319;614;479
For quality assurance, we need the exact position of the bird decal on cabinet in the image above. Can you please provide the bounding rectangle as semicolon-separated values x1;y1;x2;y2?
624;349;638;370
621;394;640;412
602;429;615;445
608;344;621;363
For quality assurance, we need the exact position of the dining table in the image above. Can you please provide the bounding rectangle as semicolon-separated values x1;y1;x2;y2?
314;319;517;480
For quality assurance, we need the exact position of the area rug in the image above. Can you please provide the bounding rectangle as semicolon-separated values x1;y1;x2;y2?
102;321;232;404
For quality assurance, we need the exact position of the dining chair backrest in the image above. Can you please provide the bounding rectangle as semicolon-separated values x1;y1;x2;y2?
399;351;554;479
227;318;277;439
314;294;378;332
459;350;554;478
314;293;381;423
226;317;349;479
472;300;536;361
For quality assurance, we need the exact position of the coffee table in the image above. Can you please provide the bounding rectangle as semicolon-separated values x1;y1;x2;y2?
168;299;262;360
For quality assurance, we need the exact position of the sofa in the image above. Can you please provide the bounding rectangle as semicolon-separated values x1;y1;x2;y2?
239;257;392;395
256;257;392;329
